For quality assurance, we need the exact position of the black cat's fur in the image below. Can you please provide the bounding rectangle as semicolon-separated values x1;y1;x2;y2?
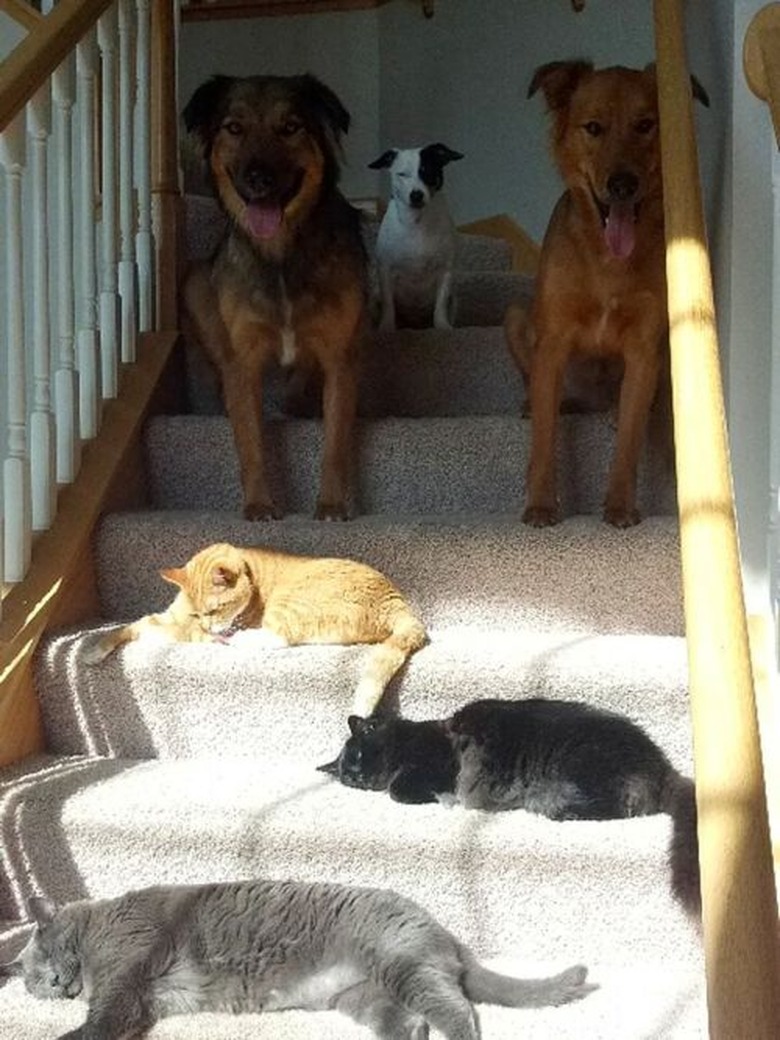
318;697;700;916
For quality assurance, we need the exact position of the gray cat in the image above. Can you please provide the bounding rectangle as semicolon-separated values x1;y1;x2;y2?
8;877;596;1039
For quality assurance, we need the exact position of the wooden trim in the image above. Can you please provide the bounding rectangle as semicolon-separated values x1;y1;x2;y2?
749;613;780;865
744;4;780;147
181;0;390;20
653;1;780;1035
458;213;540;276
0;331;181;769
0;0;43;31
0;0;114;130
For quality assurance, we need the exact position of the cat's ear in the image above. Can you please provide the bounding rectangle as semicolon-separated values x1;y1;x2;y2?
160;566;186;588
211;564;239;588
316;756;340;776
347;715;366;735
27;895;57;928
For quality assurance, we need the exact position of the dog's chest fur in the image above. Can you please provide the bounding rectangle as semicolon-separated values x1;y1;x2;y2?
376;195;455;296
214;199;366;366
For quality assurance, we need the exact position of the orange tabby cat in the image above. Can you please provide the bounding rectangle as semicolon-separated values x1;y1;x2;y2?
84;541;427;716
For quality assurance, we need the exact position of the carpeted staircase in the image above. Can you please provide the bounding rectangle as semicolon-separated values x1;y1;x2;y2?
0;199;705;1038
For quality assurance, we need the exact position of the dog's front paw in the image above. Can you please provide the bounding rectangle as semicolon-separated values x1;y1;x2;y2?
315;500;350;522
603;504;641;528
243;500;282;522
522;504;560;527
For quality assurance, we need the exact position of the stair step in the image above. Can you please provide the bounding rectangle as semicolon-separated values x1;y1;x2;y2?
0;754;701;975
35;629;690;763
144;415;677;518
91;513;683;635
185;324;531;419
0;944;705;1040
185;193;516;272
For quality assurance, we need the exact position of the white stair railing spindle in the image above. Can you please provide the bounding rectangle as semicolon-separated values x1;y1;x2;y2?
134;0;153;333
76;31;100;441
118;0;137;363
1;113;32;582
52;56;81;485
97;4;120;400
27;84;57;533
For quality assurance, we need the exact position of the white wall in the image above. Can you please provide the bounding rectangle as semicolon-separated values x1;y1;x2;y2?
179;9;381;199
0;14;27;62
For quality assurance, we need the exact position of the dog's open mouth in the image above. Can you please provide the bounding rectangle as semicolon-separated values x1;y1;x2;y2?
241;169;305;241
592;190;639;260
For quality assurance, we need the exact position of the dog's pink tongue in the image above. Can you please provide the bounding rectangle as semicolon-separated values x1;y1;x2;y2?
604;201;636;259
245;201;283;240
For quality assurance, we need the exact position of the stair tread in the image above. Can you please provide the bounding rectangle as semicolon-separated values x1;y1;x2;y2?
94;512;683;635
0;946;705;1040
144;413;677;516
36;628;691;765
0;754;701;973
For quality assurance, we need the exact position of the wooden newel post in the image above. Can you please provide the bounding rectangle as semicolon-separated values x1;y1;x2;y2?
150;0;181;332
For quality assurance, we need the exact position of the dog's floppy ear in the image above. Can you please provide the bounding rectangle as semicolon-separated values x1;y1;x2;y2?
182;75;235;146
422;143;464;168
642;63;710;109
295;74;351;140
528;60;593;109
368;149;398;170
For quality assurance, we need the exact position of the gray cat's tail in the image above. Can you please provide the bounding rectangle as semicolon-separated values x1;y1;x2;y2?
352;608;427;717
462;961;596;1008
661;771;701;918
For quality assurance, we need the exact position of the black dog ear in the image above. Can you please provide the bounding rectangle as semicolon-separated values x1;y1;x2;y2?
182;75;235;144
422;143;464;167
527;59;593;108
295;74;351;139
368;149;398;170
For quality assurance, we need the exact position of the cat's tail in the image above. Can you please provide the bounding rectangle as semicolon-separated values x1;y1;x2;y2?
462;960;597;1008
660;770;701;918
352;607;427;717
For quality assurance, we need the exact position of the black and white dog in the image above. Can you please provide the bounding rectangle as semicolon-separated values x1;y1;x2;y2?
368;143;464;330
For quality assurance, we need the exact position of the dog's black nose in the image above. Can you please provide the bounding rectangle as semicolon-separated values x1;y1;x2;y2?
409;189;425;209
242;162;276;197
606;171;639;202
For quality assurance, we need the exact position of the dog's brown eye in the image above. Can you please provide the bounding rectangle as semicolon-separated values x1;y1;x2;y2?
583;121;603;137
635;117;656;135
223;121;243;137
280;119;303;137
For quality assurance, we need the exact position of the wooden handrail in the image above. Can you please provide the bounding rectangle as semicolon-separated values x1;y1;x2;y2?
0;0;114;131
744;3;780;147
653;1;780;1036
0;0;42;32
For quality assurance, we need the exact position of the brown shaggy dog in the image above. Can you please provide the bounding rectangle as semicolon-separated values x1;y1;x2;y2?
182;74;368;521
507;61;708;527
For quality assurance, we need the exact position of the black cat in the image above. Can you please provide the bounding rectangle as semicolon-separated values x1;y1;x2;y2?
318;697;699;915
